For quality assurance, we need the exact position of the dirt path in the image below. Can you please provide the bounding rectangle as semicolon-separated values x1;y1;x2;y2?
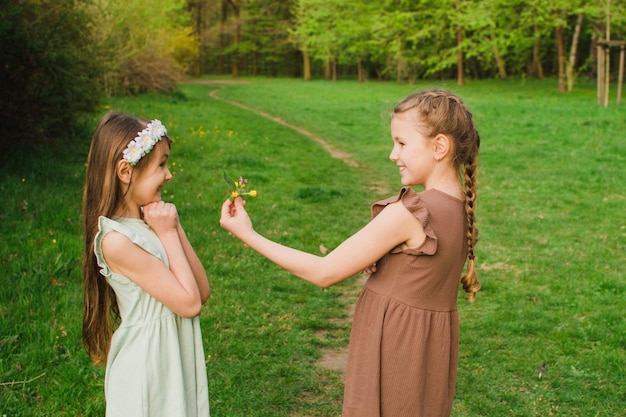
192;80;367;373
204;84;359;168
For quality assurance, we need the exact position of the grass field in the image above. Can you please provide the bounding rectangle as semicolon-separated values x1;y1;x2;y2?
1;77;624;416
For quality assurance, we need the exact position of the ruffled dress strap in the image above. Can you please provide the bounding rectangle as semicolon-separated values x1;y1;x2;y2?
371;187;438;256
94;216;168;284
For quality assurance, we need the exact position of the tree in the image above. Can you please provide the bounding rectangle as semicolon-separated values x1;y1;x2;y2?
225;0;241;77
240;0;298;77
0;0;102;151
376;0;457;83
191;0;626;88
566;12;584;91
555;9;567;92
456;0;465;85
291;0;345;81
335;0;378;82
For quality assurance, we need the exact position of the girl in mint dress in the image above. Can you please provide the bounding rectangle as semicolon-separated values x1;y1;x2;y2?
82;113;211;416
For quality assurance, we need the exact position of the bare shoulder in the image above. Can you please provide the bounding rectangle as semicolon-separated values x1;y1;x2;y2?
101;231;141;265
379;199;422;224
376;199;425;249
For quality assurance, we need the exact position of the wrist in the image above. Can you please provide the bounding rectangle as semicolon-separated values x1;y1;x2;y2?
154;228;179;240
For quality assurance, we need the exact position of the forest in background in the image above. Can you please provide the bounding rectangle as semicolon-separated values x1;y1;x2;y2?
1;0;625;147
192;0;626;89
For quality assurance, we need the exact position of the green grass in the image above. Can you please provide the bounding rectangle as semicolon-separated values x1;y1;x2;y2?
1;78;624;416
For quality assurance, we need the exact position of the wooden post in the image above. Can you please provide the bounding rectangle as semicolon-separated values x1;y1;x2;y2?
604;46;610;107
603;2;610;107
598;44;605;106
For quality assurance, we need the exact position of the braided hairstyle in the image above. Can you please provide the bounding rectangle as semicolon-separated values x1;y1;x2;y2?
393;90;481;302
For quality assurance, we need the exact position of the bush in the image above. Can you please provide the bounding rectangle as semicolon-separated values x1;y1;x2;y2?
88;0;197;96
0;0;103;154
117;53;184;95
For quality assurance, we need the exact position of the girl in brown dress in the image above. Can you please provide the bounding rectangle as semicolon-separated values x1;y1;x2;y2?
220;89;481;417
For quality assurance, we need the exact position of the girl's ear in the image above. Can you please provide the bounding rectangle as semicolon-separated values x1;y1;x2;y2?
117;160;133;185
433;134;452;162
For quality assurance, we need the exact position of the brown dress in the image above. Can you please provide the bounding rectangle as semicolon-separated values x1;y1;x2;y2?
342;187;467;417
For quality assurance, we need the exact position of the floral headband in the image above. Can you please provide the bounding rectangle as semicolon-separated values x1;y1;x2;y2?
122;119;168;166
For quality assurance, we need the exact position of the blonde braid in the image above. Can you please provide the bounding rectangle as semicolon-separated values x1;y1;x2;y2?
461;151;481;302
393;89;482;302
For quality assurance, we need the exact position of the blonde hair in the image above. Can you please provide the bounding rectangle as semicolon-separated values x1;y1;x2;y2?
393;90;481;302
81;113;171;364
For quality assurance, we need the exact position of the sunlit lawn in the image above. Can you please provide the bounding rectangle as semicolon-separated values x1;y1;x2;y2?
0;77;624;416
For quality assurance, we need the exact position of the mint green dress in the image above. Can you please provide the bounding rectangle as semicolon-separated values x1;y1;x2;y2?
95;216;210;417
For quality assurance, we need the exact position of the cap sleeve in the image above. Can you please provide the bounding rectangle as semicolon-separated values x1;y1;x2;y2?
371;187;438;256
94;216;168;284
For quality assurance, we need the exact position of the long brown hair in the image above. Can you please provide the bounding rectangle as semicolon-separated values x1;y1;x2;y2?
81;113;171;364
393;90;481;302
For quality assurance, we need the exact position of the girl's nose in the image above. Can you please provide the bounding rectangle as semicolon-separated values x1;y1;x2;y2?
165;168;173;181
389;152;397;161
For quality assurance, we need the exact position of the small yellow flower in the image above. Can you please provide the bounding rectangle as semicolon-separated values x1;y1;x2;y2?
224;172;258;201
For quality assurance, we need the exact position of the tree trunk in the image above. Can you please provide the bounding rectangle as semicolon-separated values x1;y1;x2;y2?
303;48;311;81
357;58;365;82
491;30;507;79
227;0;240;78
566;13;584;92
252;52;258;76
555;10;566;93
457;27;464;85
187;1;203;75
532;25;544;79
219;0;228;74
456;0;464;86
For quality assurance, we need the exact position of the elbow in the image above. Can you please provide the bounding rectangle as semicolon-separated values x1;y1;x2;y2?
200;288;211;304
312;273;337;289
176;298;203;318
306;258;352;288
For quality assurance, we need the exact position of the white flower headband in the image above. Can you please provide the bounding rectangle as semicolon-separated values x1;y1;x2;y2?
122;119;168;166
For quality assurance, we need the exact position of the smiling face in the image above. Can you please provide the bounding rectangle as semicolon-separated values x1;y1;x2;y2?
125;140;173;214
389;112;437;188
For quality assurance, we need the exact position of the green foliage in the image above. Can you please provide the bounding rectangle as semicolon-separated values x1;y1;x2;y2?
0;0;103;153
241;0;298;76
1;79;624;416
202;0;626;82
86;0;198;96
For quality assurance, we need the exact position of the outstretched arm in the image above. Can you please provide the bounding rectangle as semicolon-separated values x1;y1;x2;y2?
220;197;425;288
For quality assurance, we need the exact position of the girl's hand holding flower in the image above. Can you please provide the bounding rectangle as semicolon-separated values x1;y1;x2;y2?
220;197;253;239
221;172;258;238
